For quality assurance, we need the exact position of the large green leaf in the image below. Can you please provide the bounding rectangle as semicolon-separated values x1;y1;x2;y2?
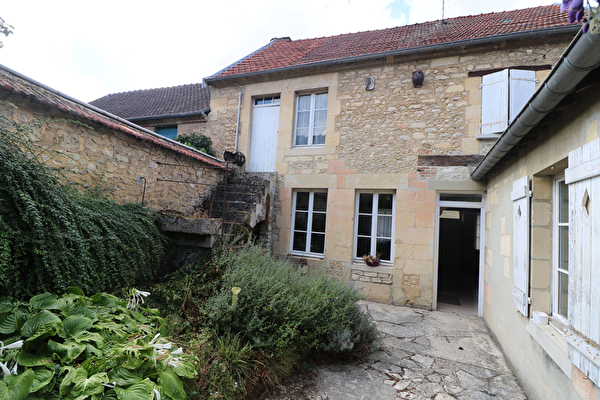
90;294;116;310
114;379;154;400
59;366;86;396
66;287;85;296
47;339;85;363
0;369;35;400
29;294;60;311
158;367;186;400
70;371;107;399
29;367;54;392
16;352;53;367
0;312;18;334
21;311;62;341
108;367;142;387
63;316;93;337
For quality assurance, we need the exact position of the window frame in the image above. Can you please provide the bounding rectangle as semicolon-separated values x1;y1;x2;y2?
353;191;396;264
293;91;328;147
289;191;328;257
552;174;569;325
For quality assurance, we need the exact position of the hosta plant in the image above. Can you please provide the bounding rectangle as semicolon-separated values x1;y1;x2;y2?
0;288;196;400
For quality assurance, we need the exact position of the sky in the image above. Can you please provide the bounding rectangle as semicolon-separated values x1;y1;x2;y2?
1;0;557;103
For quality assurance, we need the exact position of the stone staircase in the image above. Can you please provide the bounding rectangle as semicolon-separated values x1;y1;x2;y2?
208;170;276;230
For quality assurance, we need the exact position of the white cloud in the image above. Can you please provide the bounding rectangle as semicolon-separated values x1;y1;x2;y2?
1;0;552;102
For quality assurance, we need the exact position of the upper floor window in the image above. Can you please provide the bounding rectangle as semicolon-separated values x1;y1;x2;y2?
480;69;536;135
290;191;327;256
156;126;178;139
254;95;280;106
354;192;395;263
294;92;327;146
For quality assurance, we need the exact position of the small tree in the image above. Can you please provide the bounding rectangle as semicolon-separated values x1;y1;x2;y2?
175;133;216;157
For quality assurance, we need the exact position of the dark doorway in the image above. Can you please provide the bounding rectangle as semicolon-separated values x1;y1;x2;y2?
437;207;480;315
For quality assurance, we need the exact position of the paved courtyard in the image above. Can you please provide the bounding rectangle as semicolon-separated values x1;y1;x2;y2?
266;302;527;400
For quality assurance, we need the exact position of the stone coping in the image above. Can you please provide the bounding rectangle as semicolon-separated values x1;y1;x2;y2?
351;263;394;275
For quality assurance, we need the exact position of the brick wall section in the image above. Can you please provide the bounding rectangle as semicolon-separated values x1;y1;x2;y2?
0;92;225;216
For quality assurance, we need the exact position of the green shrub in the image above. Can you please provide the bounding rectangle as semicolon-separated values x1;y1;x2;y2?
0;108;168;298
204;243;376;355
0;289;196;400
175;133;216;157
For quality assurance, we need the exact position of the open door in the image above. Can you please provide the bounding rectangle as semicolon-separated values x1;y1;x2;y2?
434;193;485;317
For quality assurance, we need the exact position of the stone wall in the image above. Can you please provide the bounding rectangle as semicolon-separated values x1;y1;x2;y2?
0;91;225;217
207;37;571;308
205;86;240;157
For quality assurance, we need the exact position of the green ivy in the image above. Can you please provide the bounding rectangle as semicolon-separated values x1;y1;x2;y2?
0;104;168;299
174;133;216;157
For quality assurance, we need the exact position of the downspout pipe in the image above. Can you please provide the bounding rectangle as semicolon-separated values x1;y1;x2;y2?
233;82;242;152
471;29;600;180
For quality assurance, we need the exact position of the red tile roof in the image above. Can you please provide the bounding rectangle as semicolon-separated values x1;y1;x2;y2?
0;65;225;169
89;84;210;120
211;5;574;79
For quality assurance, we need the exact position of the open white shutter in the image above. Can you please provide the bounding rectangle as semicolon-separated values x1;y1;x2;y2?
509;70;536;123
511;176;530;316
564;138;600;385
481;69;509;134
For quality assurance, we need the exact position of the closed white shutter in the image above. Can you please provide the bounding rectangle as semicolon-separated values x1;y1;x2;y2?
511;176;530;317
481;69;509;134
509;70;536;123
564;138;600;385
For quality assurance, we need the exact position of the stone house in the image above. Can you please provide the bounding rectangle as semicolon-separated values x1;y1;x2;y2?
469;28;600;400
0;64;226;219
203;5;578;314
89;84;228;155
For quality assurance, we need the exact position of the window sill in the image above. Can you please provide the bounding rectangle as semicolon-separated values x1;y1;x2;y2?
476;133;502;140
351;262;394;275
287;253;324;261
527;317;572;377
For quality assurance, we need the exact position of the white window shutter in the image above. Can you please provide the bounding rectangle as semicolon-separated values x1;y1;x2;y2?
564;138;600;386
509;70;536;123
511;176;530;317
481;69;509;134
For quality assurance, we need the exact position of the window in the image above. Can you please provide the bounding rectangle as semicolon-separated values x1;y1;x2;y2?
290;191;327;255
254;95;280;106
294;92;327;146
553;175;569;322
156;126;178;139
354;192;395;262
480;69;536;135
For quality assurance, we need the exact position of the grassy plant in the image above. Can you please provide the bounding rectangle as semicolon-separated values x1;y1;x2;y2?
204;242;374;355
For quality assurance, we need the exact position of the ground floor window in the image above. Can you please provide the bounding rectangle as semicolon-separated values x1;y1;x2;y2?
290;191;327;256
553;175;569;322
354;192;395;262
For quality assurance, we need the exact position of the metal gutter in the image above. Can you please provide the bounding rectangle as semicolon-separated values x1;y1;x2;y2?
470;28;600;180
127;107;210;122
205;26;579;84
0;64;225;166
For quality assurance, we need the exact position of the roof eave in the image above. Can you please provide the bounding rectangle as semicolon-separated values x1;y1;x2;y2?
470;26;600;180
205;25;580;84
127;108;210;122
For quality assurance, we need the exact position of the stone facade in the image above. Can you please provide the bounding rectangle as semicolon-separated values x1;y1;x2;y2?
207;35;572;308
0;89;225;217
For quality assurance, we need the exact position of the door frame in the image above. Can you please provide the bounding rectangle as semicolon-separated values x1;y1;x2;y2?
433;193;486;317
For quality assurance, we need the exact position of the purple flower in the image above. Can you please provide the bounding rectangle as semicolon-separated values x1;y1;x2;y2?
561;0;571;12
568;0;584;23
583;18;590;33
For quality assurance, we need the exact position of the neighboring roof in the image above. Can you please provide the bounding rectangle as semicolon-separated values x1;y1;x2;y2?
470;27;600;180
0;65;224;169
207;5;576;82
89;84;211;120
